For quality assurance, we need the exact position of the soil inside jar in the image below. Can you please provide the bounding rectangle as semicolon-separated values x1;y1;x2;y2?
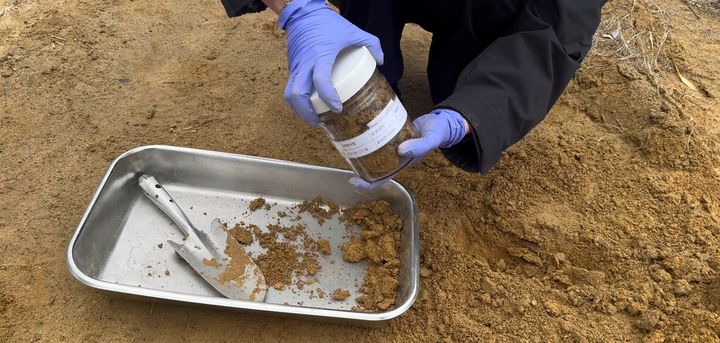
319;72;416;181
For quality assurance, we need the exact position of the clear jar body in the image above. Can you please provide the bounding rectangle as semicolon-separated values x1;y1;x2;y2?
318;69;416;182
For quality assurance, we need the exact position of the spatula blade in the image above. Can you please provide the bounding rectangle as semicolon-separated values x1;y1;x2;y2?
139;174;267;302
167;239;267;301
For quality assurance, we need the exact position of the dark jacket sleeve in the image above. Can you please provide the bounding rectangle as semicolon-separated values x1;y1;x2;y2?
220;0;267;17
438;0;606;173
221;0;345;17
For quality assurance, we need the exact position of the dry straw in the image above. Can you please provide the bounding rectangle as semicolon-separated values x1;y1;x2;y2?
686;0;720;10
589;0;672;87
0;0;20;18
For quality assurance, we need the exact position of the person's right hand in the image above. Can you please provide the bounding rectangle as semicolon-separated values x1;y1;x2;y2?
349;109;469;192
279;0;384;125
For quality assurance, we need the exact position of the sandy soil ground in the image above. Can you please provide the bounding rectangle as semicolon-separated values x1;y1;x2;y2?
1;0;719;341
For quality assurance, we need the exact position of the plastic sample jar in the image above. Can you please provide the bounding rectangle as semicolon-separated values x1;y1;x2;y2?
310;46;416;182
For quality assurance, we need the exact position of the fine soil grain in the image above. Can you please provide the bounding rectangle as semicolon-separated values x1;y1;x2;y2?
251;222;325;290
248;198;266;212
255;241;298;289
295;196;340;225
228;223;255;245
331;289;350;301
317;239;331;256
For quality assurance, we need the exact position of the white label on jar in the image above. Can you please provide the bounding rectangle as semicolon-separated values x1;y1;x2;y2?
332;96;408;159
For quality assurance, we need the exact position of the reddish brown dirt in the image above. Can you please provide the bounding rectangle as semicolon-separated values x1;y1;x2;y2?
332;289;350;301
228;222;255;245
1;0;719;341
295;196;340;225
248;197;266;212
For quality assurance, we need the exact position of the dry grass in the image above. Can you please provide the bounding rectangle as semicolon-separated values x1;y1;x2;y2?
687;0;720;10
589;0;671;85
0;0;20;18
685;0;719;18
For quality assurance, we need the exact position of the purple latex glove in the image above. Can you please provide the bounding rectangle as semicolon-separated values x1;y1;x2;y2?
349;109;469;191
280;0;384;125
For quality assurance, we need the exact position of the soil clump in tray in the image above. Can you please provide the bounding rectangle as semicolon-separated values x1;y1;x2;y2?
249;197;266;211
295;196;340;225
229;223;255;245
249;222;325;290
341;201;402;311
331;289;350;301
220;197;404;311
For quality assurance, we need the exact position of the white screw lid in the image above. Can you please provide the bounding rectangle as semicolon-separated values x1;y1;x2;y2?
310;46;377;114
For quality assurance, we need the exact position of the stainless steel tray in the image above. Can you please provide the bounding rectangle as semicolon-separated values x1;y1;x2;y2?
67;145;419;325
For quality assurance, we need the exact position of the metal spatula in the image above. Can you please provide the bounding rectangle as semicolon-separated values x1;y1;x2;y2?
138;174;267;301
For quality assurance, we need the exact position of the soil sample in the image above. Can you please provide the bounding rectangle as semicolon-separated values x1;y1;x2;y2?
255;242;298;289
340;200;403;312
229;223;255;245
203;258;221;267
319;71;416;181
317;239;331;256
295;196;340;225
332;289;350;301
249;198;266;211
253;222;326;290
313;47;417;182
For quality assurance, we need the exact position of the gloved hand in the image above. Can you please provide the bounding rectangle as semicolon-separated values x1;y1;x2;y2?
280;0;384;125
349;109;469;191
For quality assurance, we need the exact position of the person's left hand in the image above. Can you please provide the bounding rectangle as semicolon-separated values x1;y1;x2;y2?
280;0;384;126
349;109;469;191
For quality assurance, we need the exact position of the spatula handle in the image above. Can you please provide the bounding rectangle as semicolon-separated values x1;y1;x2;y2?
138;174;194;238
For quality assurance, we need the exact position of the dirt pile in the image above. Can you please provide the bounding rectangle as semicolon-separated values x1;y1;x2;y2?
331;289;350;301
248;197;266;211
294;196;340;225
341;201;403;311
247;221;323;290
228;223;254;245
255;241;301;289
233;198;404;310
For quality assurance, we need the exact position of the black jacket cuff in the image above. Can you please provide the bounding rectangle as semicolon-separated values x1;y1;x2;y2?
436;100;495;174
221;0;267;17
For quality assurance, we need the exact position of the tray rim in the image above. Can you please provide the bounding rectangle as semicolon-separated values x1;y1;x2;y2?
66;145;420;323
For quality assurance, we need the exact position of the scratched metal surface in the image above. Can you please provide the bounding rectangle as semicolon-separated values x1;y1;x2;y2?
67;145;419;324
